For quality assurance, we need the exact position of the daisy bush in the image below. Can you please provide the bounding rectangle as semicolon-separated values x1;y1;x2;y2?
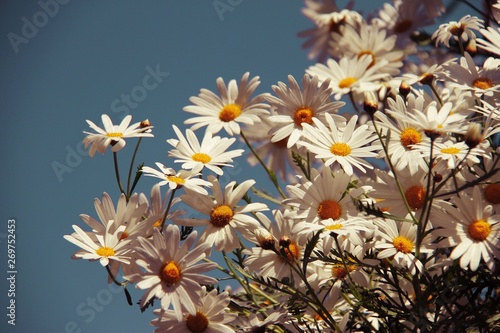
65;1;500;332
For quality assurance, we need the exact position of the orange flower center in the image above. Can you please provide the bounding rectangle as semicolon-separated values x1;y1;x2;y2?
192;153;212;164
219;103;241;122
484;184;500;205
405;185;426;211
317;200;342;220
468;219;491;241
160;261;181;285
186;311;209;333
282;240;300;261
400;127;422;148
294;107;314;127
393;236;414;254
358;50;377;68
331;264;356;279
330;142;351;156
472;77;494;90
210;205;234;228
119;231;129;241
95;247;115;257
338;77;357;89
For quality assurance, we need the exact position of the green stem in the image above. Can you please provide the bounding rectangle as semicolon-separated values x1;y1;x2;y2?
160;188;177;231
113;152;126;195
126;137;142;200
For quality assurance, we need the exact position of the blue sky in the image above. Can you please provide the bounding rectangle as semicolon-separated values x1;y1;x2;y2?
0;1;471;332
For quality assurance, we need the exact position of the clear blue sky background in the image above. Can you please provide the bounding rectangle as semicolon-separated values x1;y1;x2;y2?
0;1;470;332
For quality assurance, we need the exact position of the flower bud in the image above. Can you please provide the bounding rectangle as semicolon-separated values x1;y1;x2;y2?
255;228;275;250
419;73;435;86
466;39;477;57
399;81;411;98
363;91;378;118
464;122;482;149
140;119;151;128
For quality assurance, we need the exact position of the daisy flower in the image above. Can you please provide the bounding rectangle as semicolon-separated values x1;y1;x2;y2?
151;287;236;333
298;0;362;62
431;15;483;48
477;26;500;57
243;210;321;283
374;219;433;274
141;162;212;195
442;52;500;98
299;113;381;176
175;176;268;252
167;125;244;176
374;95;430;175
388;101;465;138
64;222;131;267
267;74;345;148
183;72;269;136
125;225;217;320
330;22;405;76
412;140;486;170
433;187;500;271
83;114;153;157
306;55;390;100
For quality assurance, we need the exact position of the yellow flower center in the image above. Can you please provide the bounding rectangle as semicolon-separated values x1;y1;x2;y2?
472;77;494;90
394;19;413;33
106;132;123;138
192;153;212;164
440;147;461;155
160;261;181;286
330;142;351;156
358;50;377;68
95;247;115;257
282;241;300;261
317;200;342;220
468;219;491;241
167;175;186;185
484;184;500;205
400;127;422;148
210;205;234;228
294;107;314;127
219;103;241;122
186;311;209;333
331;264;355;279
338;77;357;89
392;236;414;254
405;185;426;211
325;223;343;230
153;219;162;228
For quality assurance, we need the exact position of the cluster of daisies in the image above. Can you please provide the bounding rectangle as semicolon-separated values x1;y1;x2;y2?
65;0;500;332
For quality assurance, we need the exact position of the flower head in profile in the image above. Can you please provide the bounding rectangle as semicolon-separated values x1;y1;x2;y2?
175;176;268;252
432;15;483;48
267;74;345;148
167;125;244;176
151;287;236;333
141;163;212;195
125;225;217;321
183;72;269;136
83;114;153;157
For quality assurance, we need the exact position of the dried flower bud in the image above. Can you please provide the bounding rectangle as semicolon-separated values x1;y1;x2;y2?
279;236;291;248
140;119;151;128
399;81;411;98
363;91;378;118
465;122;482;149
433;173;443;183
419;73;435;86
255;229;275;250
